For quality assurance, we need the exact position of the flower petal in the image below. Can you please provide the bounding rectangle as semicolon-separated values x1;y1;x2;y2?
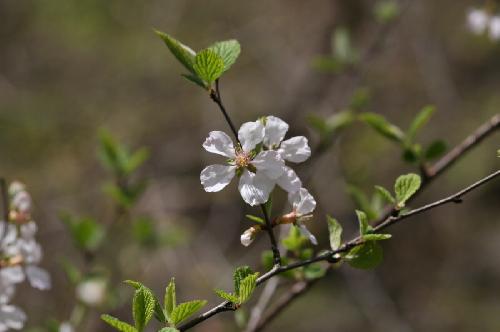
288;188;316;215
297;224;318;245
263;116;289;148
25;266;51;290
279;136;311;163
0;267;25;285
0;305;26;330
276;166;302;193
200;165;236;192
203;131;236;158
238;170;274;206
238;121;264;152
252;151;285;180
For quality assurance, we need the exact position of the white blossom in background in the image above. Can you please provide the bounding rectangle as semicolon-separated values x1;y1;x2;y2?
489;16;500;40
467;8;490;34
262;116;311;194
0;181;51;331
287;188;318;245
76;278;107;307
200;120;286;206
59;322;75;332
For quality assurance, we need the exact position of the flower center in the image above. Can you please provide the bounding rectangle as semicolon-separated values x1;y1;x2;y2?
234;151;251;168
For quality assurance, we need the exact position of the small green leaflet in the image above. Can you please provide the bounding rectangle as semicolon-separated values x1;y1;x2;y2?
326;215;342;250
208;40;241;72
155;31;196;74
407;105;435;143
359;112;405;143
170;300;207;325
362;233;392;241
101;315;137;332
214;289;238;303
374;185;395;204
233;266;253;297
355;210;371;236
394;173;421;209
193;49;225;85
132;286;156;331
245;214;265;224
164;278;176;322
346;241;383;269
425;140;447;160
237;273;259;304
158;328;179;332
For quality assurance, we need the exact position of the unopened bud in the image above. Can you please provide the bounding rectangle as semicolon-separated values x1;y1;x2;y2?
240;226;261;247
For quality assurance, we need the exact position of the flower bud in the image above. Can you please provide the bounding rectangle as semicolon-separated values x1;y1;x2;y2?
76;278;107;307
240;226;261;247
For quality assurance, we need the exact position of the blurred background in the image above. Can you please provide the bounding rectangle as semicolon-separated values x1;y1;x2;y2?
1;0;500;331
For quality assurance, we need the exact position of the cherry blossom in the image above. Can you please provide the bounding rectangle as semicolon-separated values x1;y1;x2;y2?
200;120;286;206
288;188;318;245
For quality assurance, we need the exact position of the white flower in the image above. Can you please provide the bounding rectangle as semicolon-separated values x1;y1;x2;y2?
76;278;107;306
262;116;311;194
288;188;317;245
467;8;490;34
489;16;500;40
0;304;26;331
59;322;75;332
200;121;285;206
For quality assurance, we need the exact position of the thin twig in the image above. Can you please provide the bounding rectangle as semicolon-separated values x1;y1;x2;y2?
260;204;281;266
178;169;500;331
210;80;239;142
0;178;8;222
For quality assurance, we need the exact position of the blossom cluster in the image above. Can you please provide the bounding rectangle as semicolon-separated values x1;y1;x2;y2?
200;116;317;246
467;8;500;40
0;181;50;331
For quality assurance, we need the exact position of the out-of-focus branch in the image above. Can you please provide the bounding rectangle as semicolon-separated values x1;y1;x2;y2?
0;178;8;222
179;169;500;331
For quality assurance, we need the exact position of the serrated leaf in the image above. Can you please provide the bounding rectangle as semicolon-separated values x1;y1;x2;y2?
238;273;259;304
233;266;253;297
170;300;207;326
356;210;370;236
346;241;383;269
362;233;392;241
394;173;421;208
101;315;137;332
374;185;396;204
193;49;224;85
214;289;238;303
425;140;447;160
164;278;176;322
360;112;405;143
155;31;196;74
407;105;435;143
208;39;241;72
132;286;156;331
326;215;342;250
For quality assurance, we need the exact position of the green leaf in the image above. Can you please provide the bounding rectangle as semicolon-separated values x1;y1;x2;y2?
245;214;265;224
407;105;435;143
356;210;371;236
374;185;396;204
362;233;392;241
208;40;241;72
158;328;179;332
238;273;259;304
349;87;371;111
124;148;149;175
374;0;400;24
214;289;238;303
233;266;253;297
333;27;358;64
281;225;307;252
101;315;137;332
303;264;327;280
312;56;343;73
193;49;225;85
98;129;127;174
164;278;176;322
346;241;383;269
359;112;405;143
402;145;421;164
181;73;207;88
394;173;421;208
61;215;105;252
425;140;447;160
326;215;342;250
155;31;196;74
346;185;378;221
170;300;207;326
132;286;156;331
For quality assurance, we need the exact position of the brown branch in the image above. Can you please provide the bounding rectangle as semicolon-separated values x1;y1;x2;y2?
0;178;8;222
178;169;500;331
